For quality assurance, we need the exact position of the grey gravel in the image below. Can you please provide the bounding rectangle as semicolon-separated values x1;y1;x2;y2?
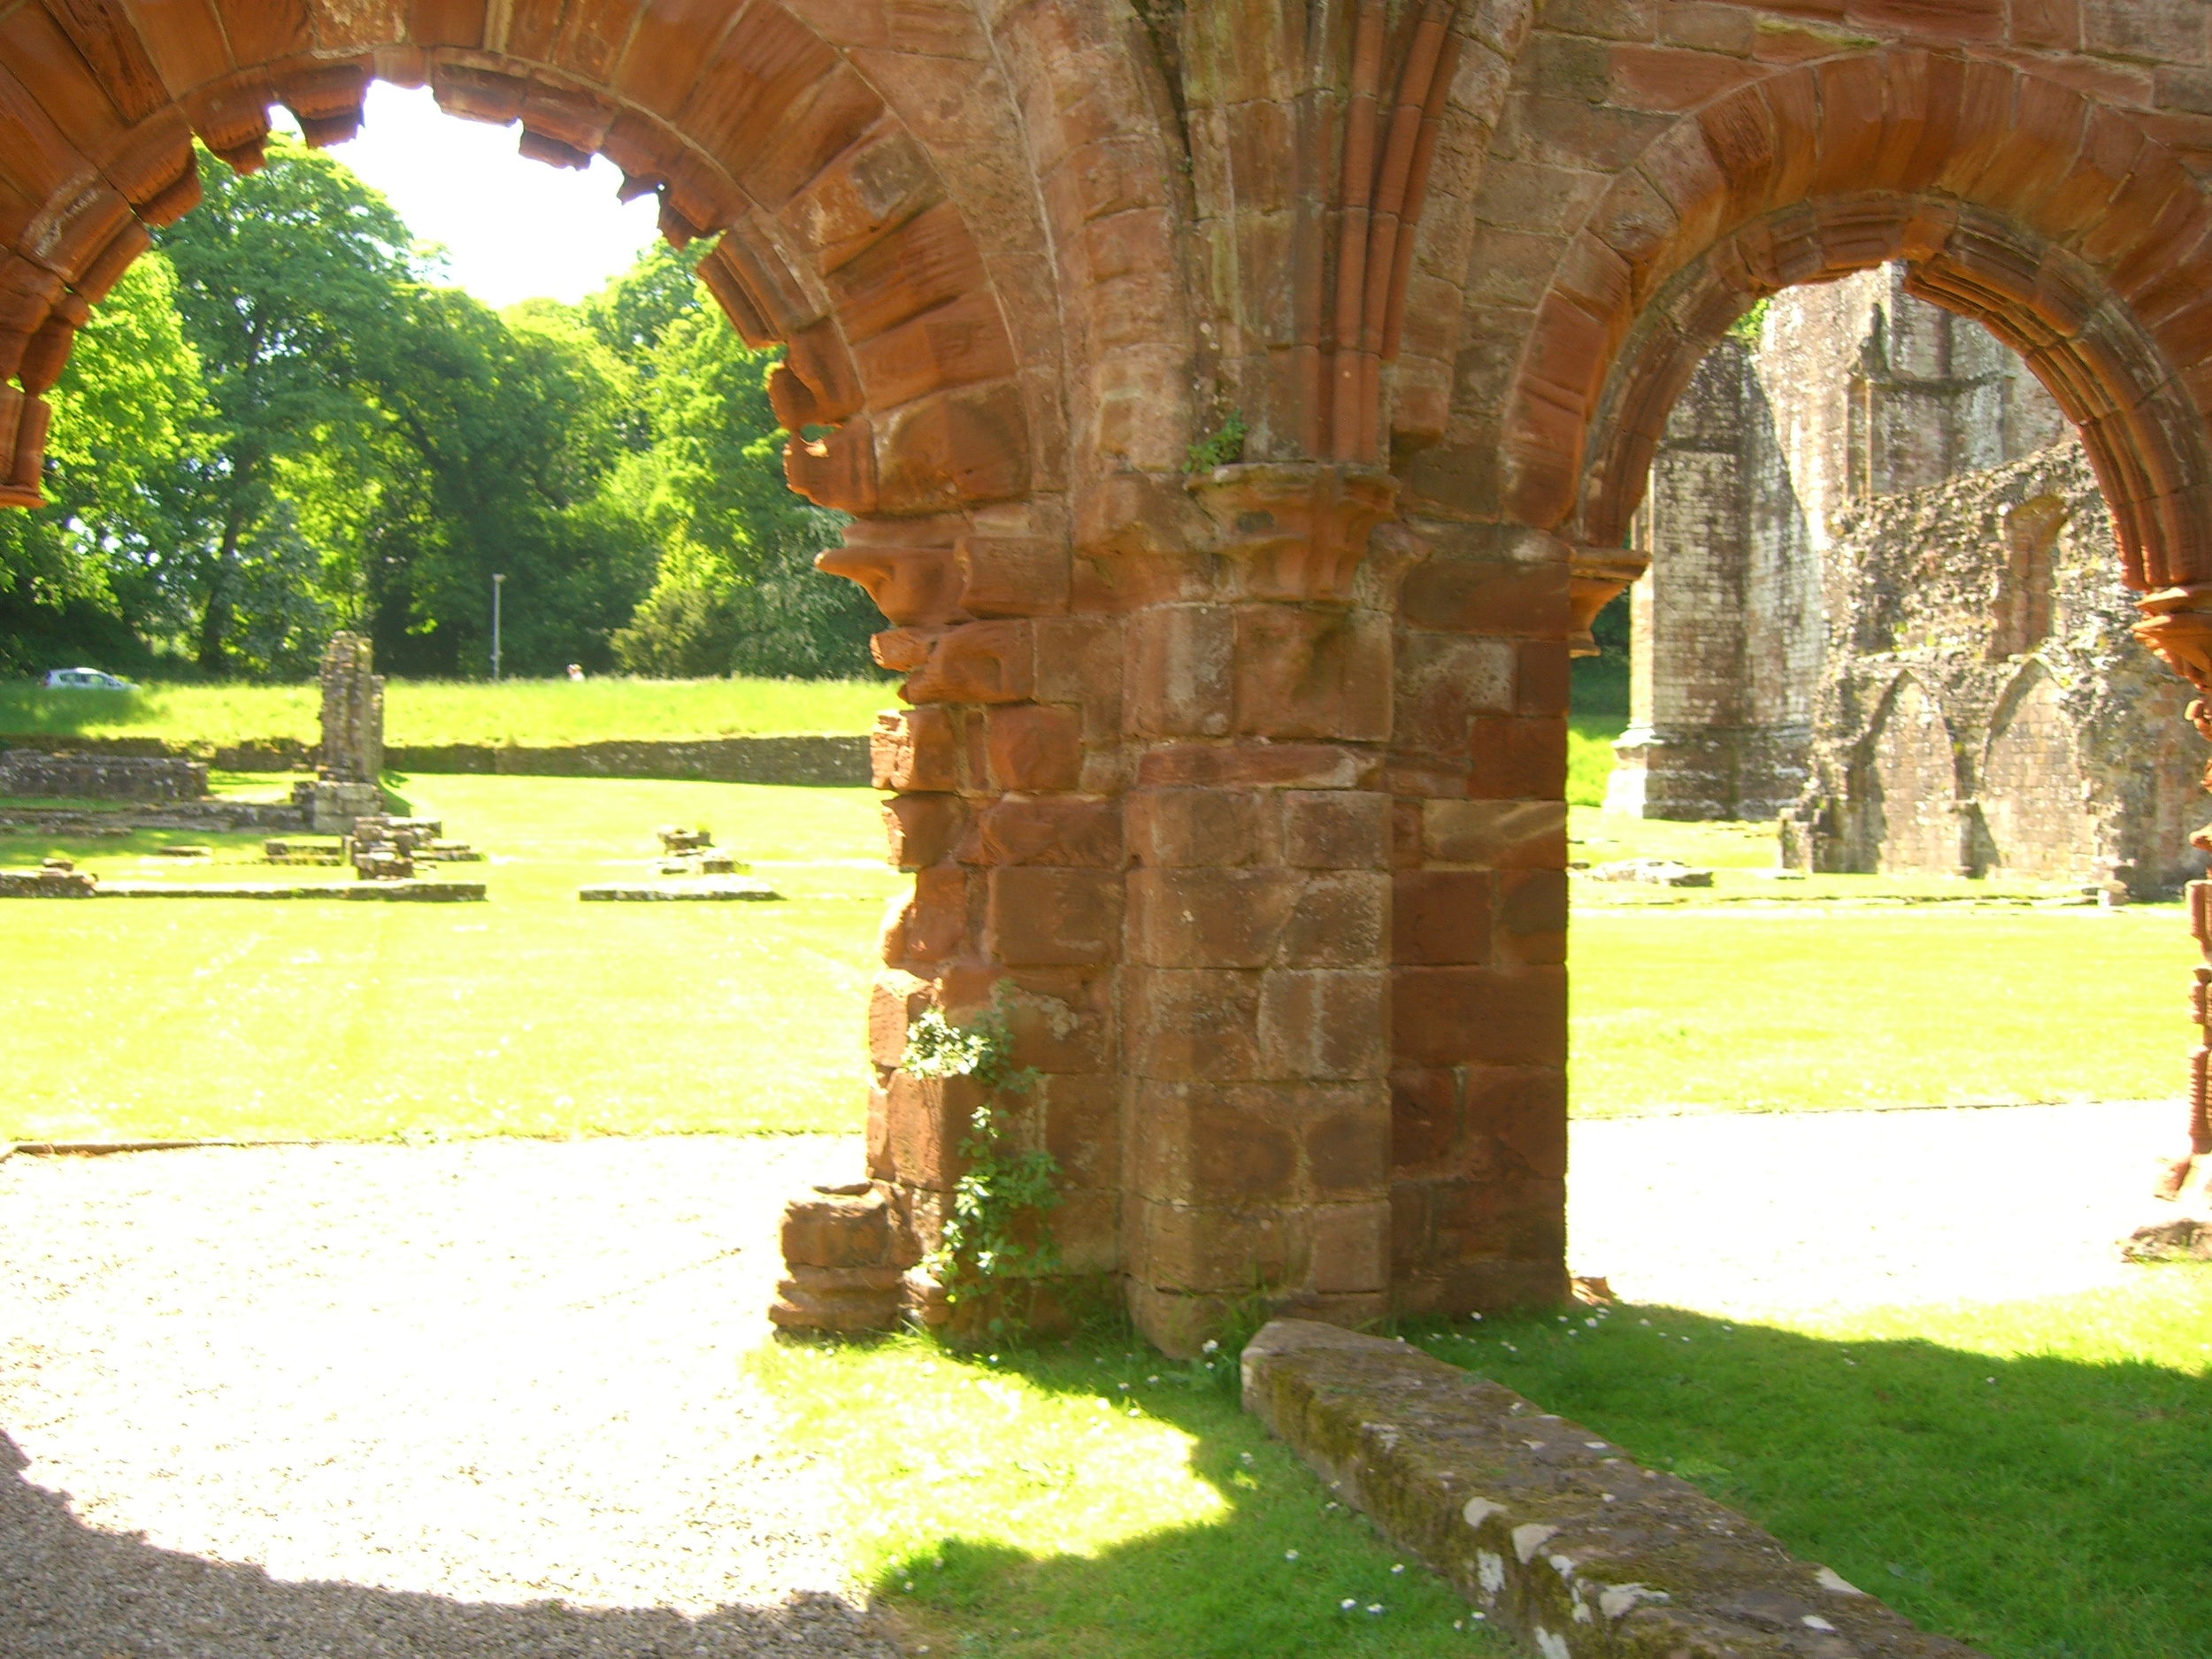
1567;1099;2200;1317
0;1137;902;1657
4;1104;2196;1655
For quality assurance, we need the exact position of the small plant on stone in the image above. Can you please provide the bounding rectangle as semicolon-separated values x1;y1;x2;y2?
1185;408;1248;472
902;1001;1061;1337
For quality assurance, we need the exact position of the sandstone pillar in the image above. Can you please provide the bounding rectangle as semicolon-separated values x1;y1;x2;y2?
1120;464;1398;1350
1386;520;1573;1316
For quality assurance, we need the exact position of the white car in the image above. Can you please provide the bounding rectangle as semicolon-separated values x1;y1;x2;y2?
43;666;134;690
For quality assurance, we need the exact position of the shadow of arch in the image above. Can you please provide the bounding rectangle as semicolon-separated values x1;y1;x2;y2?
1852;670;1962;876
1979;657;2099;881
0;1428;895;1656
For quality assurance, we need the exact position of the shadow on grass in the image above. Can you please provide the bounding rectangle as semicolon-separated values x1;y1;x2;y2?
0;1428;888;1657
1402;1290;2212;1659
826;1336;1506;1659
0;684;153;735
12;1282;2206;1659
780;1274;2211;1659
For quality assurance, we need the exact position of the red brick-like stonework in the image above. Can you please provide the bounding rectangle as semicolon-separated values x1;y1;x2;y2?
12;0;2212;1348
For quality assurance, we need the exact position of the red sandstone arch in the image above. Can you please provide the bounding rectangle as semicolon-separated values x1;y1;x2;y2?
1491;49;2212;664
0;0;1071;561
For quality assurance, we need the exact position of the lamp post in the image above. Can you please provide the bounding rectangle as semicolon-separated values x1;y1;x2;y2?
491;572;505;682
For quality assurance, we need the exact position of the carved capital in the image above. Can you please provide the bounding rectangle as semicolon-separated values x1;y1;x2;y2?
2134;584;2212;692
1569;548;1647;657
1187;463;1398;602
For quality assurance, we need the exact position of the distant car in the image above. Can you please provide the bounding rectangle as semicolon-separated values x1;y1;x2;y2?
42;667;134;690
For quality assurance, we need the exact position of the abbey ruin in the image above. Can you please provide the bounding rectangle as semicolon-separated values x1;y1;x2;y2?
1612;265;2209;895
11;0;2212;1343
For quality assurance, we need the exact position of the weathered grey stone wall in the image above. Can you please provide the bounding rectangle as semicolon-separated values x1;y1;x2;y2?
1787;442;2208;895
1617;265;2201;890
0;750;208;801
1608;339;1816;820
319;633;383;783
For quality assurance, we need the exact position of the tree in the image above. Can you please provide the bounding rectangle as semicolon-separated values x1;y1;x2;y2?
354;288;653;676
0;251;209;675
154;136;421;674
610;302;877;679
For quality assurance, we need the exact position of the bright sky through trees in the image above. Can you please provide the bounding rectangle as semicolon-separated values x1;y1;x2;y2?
300;82;664;308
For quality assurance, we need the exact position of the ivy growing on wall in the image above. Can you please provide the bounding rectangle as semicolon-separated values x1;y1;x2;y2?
902;1002;1062;1335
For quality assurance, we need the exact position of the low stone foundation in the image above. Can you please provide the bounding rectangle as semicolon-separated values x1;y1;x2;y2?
577;879;780;901
104;880;487;902
0;749;207;801
1242;1319;1981;1658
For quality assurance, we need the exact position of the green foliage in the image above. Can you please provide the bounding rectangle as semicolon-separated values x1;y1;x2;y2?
903;1003;1064;1333
4;142;868;684
156;136;424;676
0;251;210;677
1186;409;1248;472
1727;296;1771;342
608;301;878;680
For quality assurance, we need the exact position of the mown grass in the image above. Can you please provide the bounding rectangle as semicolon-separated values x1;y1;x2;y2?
1569;903;2195;1114
1411;1268;2212;1659
0;774;903;1142
751;1333;1512;1659
2;772;2197;1137
1568;713;1626;808
0;675;893;746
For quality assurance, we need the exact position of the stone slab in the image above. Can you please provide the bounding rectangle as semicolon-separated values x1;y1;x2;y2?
577;880;782;902
0;802;308;832
96;881;487;902
1240;1318;1983;1658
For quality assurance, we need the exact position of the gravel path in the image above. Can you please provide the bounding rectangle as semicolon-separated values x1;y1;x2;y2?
0;1136;896;1658
3;1106;2198;1655
1567;1099;2200;1318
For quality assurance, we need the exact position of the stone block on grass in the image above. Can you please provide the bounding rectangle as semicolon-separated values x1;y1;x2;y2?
1241;1318;1985;1658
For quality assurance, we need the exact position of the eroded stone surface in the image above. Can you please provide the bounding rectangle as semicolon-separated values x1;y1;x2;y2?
1243;1318;1984;1658
9;2;2212;1348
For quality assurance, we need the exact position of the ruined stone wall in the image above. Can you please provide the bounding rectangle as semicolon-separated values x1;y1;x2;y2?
0;750;207;801
1619;264;2168;872
1786;441;2208;895
1608;338;1816;820
318;633;383;784
19;0;2212;1351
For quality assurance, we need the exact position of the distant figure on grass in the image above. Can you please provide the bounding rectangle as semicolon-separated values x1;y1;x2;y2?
566;664;584;682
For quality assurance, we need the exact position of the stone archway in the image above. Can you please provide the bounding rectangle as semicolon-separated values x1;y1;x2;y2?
17;1;2212;1351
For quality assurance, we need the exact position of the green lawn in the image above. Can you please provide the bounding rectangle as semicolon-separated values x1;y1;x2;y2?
749;1265;2212;1659
1570;903;2195;1113
0;775;902;1142
0;675;894;747
1568;713;1625;808
752;1334;1510;1659
1412;1271;2212;1659
2;772;2200;1139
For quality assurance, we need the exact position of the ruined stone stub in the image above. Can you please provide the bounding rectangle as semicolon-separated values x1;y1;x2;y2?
15;2;2212;1349
319;633;384;785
